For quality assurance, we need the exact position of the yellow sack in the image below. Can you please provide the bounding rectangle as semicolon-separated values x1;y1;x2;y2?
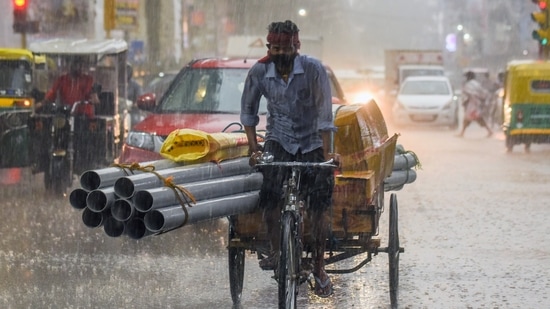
160;129;252;163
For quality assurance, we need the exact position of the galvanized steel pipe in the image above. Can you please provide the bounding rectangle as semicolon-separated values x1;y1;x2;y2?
86;187;117;213
133;173;263;212
79;159;182;191
125;217;154;240
103;216;125;237
393;152;419;170
144;190;259;233
111;198;137;222
82;207;107;228
114;157;251;199
384;169;417;191
69;188;89;210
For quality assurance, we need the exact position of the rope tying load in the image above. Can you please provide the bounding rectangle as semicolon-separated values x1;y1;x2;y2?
111;162;156;176
112;162;197;225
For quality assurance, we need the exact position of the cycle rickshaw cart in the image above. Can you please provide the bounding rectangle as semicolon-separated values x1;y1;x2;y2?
27;38;130;194
227;101;405;308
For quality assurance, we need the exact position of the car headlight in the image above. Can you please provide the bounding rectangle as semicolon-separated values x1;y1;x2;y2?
126;131;155;150
350;91;373;104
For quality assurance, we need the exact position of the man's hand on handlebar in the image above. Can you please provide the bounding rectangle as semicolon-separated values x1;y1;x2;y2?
248;144;264;167
249;150;263;167
326;152;341;168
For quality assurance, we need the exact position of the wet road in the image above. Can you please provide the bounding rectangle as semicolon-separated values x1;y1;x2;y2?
1;122;550;308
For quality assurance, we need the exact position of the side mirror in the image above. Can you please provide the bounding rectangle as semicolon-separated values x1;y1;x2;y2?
136;93;156;111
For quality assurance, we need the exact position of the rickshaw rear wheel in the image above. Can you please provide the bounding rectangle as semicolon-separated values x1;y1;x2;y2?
228;216;245;305
388;193;400;309
278;212;298;309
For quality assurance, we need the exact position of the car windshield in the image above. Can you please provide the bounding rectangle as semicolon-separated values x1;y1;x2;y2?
401;69;444;82
400;80;450;95
158;68;267;114
0;60;32;94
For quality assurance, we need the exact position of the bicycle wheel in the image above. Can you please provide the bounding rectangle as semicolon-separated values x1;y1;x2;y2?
388;193;400;308
278;212;299;309
228;217;245;305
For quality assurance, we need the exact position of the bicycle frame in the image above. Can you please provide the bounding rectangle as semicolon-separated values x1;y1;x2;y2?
255;157;337;309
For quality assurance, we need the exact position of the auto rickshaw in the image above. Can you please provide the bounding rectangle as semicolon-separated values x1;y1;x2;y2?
502;60;550;152
0;48;45;168
28;38;130;194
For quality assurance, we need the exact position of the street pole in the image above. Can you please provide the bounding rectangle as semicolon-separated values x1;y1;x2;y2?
20;32;26;49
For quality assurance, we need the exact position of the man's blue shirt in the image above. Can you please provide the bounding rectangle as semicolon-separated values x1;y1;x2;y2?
240;55;336;155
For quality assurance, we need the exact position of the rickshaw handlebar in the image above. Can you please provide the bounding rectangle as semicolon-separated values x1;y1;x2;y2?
254;158;338;169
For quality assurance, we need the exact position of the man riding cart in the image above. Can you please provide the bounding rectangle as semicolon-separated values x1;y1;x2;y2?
28;38;130;194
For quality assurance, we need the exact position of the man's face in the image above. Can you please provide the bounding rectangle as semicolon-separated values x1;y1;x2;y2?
268;44;297;68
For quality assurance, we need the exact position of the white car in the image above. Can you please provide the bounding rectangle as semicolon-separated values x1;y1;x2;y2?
392;75;459;128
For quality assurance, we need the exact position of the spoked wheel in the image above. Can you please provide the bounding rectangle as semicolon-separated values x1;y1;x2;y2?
228;217;245;306
388;193;401;308
278;212;299;309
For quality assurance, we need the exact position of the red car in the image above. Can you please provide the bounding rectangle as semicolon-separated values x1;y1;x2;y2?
119;58;346;163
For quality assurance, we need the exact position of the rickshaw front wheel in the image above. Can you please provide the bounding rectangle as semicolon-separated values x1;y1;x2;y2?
278;212;299;309
228;216;245;305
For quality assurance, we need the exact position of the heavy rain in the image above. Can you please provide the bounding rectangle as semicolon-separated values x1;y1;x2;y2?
1;1;549;308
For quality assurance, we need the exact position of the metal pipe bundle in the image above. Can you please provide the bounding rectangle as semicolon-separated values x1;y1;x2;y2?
384;145;420;192
68;157;262;240
114;157;251;198
133;173;263;212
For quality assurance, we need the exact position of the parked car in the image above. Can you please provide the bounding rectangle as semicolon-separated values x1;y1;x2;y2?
126;71;179;128
392;75;459;128
119;58;347;163
142;71;179;101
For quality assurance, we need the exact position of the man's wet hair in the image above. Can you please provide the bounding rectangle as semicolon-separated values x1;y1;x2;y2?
267;20;299;34
465;71;476;80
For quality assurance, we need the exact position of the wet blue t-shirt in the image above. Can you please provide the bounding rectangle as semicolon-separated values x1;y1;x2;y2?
240;55;336;155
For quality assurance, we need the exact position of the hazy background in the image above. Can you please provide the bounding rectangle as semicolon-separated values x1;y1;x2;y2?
0;0;540;76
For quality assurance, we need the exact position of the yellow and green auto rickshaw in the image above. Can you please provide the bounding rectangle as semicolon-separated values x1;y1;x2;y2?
503;60;550;152
0;48;44;168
